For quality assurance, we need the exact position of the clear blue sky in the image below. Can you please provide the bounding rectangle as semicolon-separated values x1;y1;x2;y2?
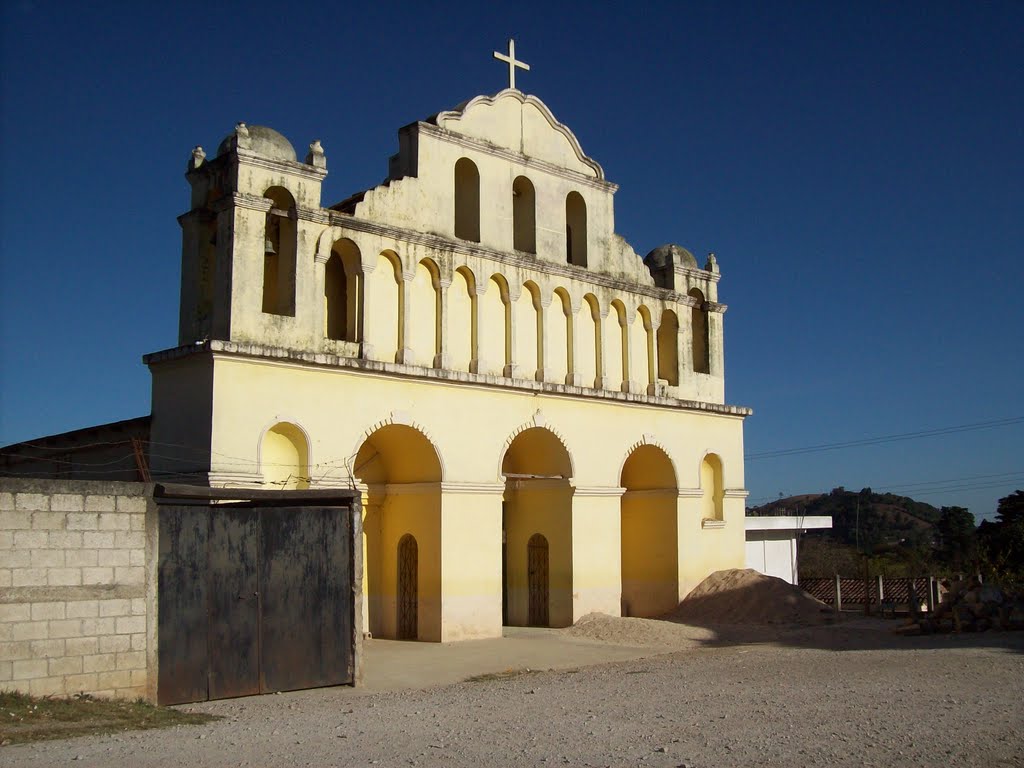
1;1;1021;521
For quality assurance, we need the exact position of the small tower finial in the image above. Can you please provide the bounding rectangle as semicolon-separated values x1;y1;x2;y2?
306;139;326;169
189;145;205;171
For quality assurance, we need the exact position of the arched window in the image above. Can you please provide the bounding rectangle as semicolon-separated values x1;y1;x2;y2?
325;239;362;342
262;187;297;316
700;454;724;522
512;176;536;254
565;192;587;266
454;158;481;242
657;309;679;386
689;289;709;374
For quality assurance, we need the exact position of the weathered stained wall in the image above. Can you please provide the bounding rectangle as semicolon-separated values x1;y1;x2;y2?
0;479;156;701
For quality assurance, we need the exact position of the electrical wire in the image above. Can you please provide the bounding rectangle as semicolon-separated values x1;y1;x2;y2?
747;416;1023;460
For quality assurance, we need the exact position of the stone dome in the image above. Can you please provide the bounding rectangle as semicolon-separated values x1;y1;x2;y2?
216;125;297;162
644;244;698;270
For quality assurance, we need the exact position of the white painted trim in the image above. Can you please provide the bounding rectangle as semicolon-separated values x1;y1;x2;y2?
571;485;627;498
744;515;833;532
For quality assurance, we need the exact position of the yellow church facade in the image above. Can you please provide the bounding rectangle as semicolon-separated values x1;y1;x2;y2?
146;81;751;642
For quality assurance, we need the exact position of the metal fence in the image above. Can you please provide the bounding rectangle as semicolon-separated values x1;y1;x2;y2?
800;576;941;613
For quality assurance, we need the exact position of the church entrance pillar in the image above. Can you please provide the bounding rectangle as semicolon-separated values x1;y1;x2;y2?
438;483;503;640
571;488;623;620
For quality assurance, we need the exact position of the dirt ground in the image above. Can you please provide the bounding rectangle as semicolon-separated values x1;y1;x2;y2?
3;619;1022;768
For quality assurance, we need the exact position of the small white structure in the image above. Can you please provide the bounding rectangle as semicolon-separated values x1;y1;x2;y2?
744;516;832;584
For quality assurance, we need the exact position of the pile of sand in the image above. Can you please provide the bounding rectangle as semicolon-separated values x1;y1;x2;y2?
561;613;715;648
663;568;830;625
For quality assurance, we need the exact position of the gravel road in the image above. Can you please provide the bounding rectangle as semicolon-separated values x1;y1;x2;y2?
4;624;1023;767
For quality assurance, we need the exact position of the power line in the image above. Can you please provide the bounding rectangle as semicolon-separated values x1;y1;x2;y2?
747;416;1024;460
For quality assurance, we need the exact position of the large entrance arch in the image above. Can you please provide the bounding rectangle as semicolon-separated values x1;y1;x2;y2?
354;424;442;641
501;427;573;628
620;444;679;617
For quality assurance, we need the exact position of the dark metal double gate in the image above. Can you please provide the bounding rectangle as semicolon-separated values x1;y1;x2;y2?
156;486;359;705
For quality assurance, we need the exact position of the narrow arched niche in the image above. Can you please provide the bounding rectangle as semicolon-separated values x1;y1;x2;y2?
512;176;536;254
657;309;679;386
454;158;481;242
700;453;724;521
689;289;710;374
324;238;362;342
565;192;587;267
262;187;297;316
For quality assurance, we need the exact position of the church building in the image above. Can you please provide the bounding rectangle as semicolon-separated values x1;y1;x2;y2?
145;42;752;642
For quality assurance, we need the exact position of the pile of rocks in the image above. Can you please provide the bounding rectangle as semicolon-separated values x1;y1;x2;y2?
917;578;1024;633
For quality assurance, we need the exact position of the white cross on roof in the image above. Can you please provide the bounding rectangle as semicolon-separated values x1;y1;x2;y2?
493;38;530;91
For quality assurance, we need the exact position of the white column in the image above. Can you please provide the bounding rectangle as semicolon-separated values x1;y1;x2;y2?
504;283;521;379
537;293;551;383
622;307;637;394
434;278;451;369
358;261;376;361
396;269;415;364
566;297;582;387
470;282;489;375
646;315;661;395
596;306;608;390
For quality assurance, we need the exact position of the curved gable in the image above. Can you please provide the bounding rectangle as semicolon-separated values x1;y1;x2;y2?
435;90;603;179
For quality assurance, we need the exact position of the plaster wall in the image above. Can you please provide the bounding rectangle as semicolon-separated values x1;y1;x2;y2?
745;532;798;584
149;352;745;639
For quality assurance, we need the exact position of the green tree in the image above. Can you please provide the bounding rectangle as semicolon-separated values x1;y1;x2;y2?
935;506;977;572
978;490;1024;579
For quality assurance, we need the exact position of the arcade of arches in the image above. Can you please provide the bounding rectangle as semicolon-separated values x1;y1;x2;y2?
319;416;738;642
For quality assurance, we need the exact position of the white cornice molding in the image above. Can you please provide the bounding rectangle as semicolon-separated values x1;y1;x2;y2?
572;485;627;498
701;519;727;529
503;477;573;492
724;488;750;499
621;488;678;498
142;340;753;418
233;148;328;182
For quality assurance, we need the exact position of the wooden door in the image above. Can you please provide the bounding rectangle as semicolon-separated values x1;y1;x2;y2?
207;509;260;700
158;503;354;703
157;505;209;706
397;534;418;640
260;506;352;692
527;533;549;627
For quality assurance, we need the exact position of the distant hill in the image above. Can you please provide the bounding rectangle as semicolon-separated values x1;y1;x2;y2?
747;486;942;552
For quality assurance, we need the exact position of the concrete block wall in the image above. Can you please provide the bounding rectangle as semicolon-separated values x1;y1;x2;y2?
0;478;156;700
